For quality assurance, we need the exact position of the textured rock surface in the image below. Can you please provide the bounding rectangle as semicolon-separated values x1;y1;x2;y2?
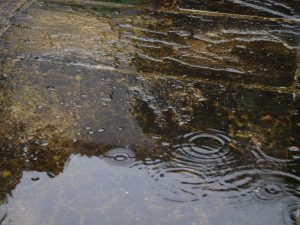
0;1;299;225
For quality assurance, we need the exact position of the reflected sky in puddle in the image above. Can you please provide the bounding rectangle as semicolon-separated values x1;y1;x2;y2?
0;137;299;225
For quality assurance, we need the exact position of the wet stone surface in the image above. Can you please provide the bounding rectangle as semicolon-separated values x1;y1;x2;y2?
0;0;300;225
0;1;300;86
177;0;300;20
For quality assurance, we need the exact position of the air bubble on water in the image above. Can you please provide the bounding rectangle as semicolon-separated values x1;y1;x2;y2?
288;146;299;152
292;155;300;160
31;177;40;181
97;128;105;133
161;142;170;146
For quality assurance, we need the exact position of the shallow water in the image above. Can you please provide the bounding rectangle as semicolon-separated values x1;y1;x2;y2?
0;0;300;225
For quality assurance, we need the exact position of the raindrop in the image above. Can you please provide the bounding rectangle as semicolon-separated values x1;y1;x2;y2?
31;177;40;181
252;183;284;202
97;128;105;133
46;86;55;91
41;142;48;147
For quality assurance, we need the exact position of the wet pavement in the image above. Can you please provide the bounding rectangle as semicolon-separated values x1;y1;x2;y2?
0;0;300;225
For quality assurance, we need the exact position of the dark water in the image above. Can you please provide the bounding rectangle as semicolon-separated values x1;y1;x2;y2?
0;0;299;224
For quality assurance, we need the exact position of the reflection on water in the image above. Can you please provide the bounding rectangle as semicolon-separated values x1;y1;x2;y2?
0;57;299;224
0;129;299;224
132;130;300;205
0;0;300;224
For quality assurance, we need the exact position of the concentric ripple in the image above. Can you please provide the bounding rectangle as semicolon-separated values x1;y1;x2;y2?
142;130;300;204
252;182;285;202
144;130;250;202
173;130;234;161
100;130;300;206
103;148;136;167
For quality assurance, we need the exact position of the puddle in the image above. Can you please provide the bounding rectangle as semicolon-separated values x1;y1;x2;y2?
0;0;299;225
